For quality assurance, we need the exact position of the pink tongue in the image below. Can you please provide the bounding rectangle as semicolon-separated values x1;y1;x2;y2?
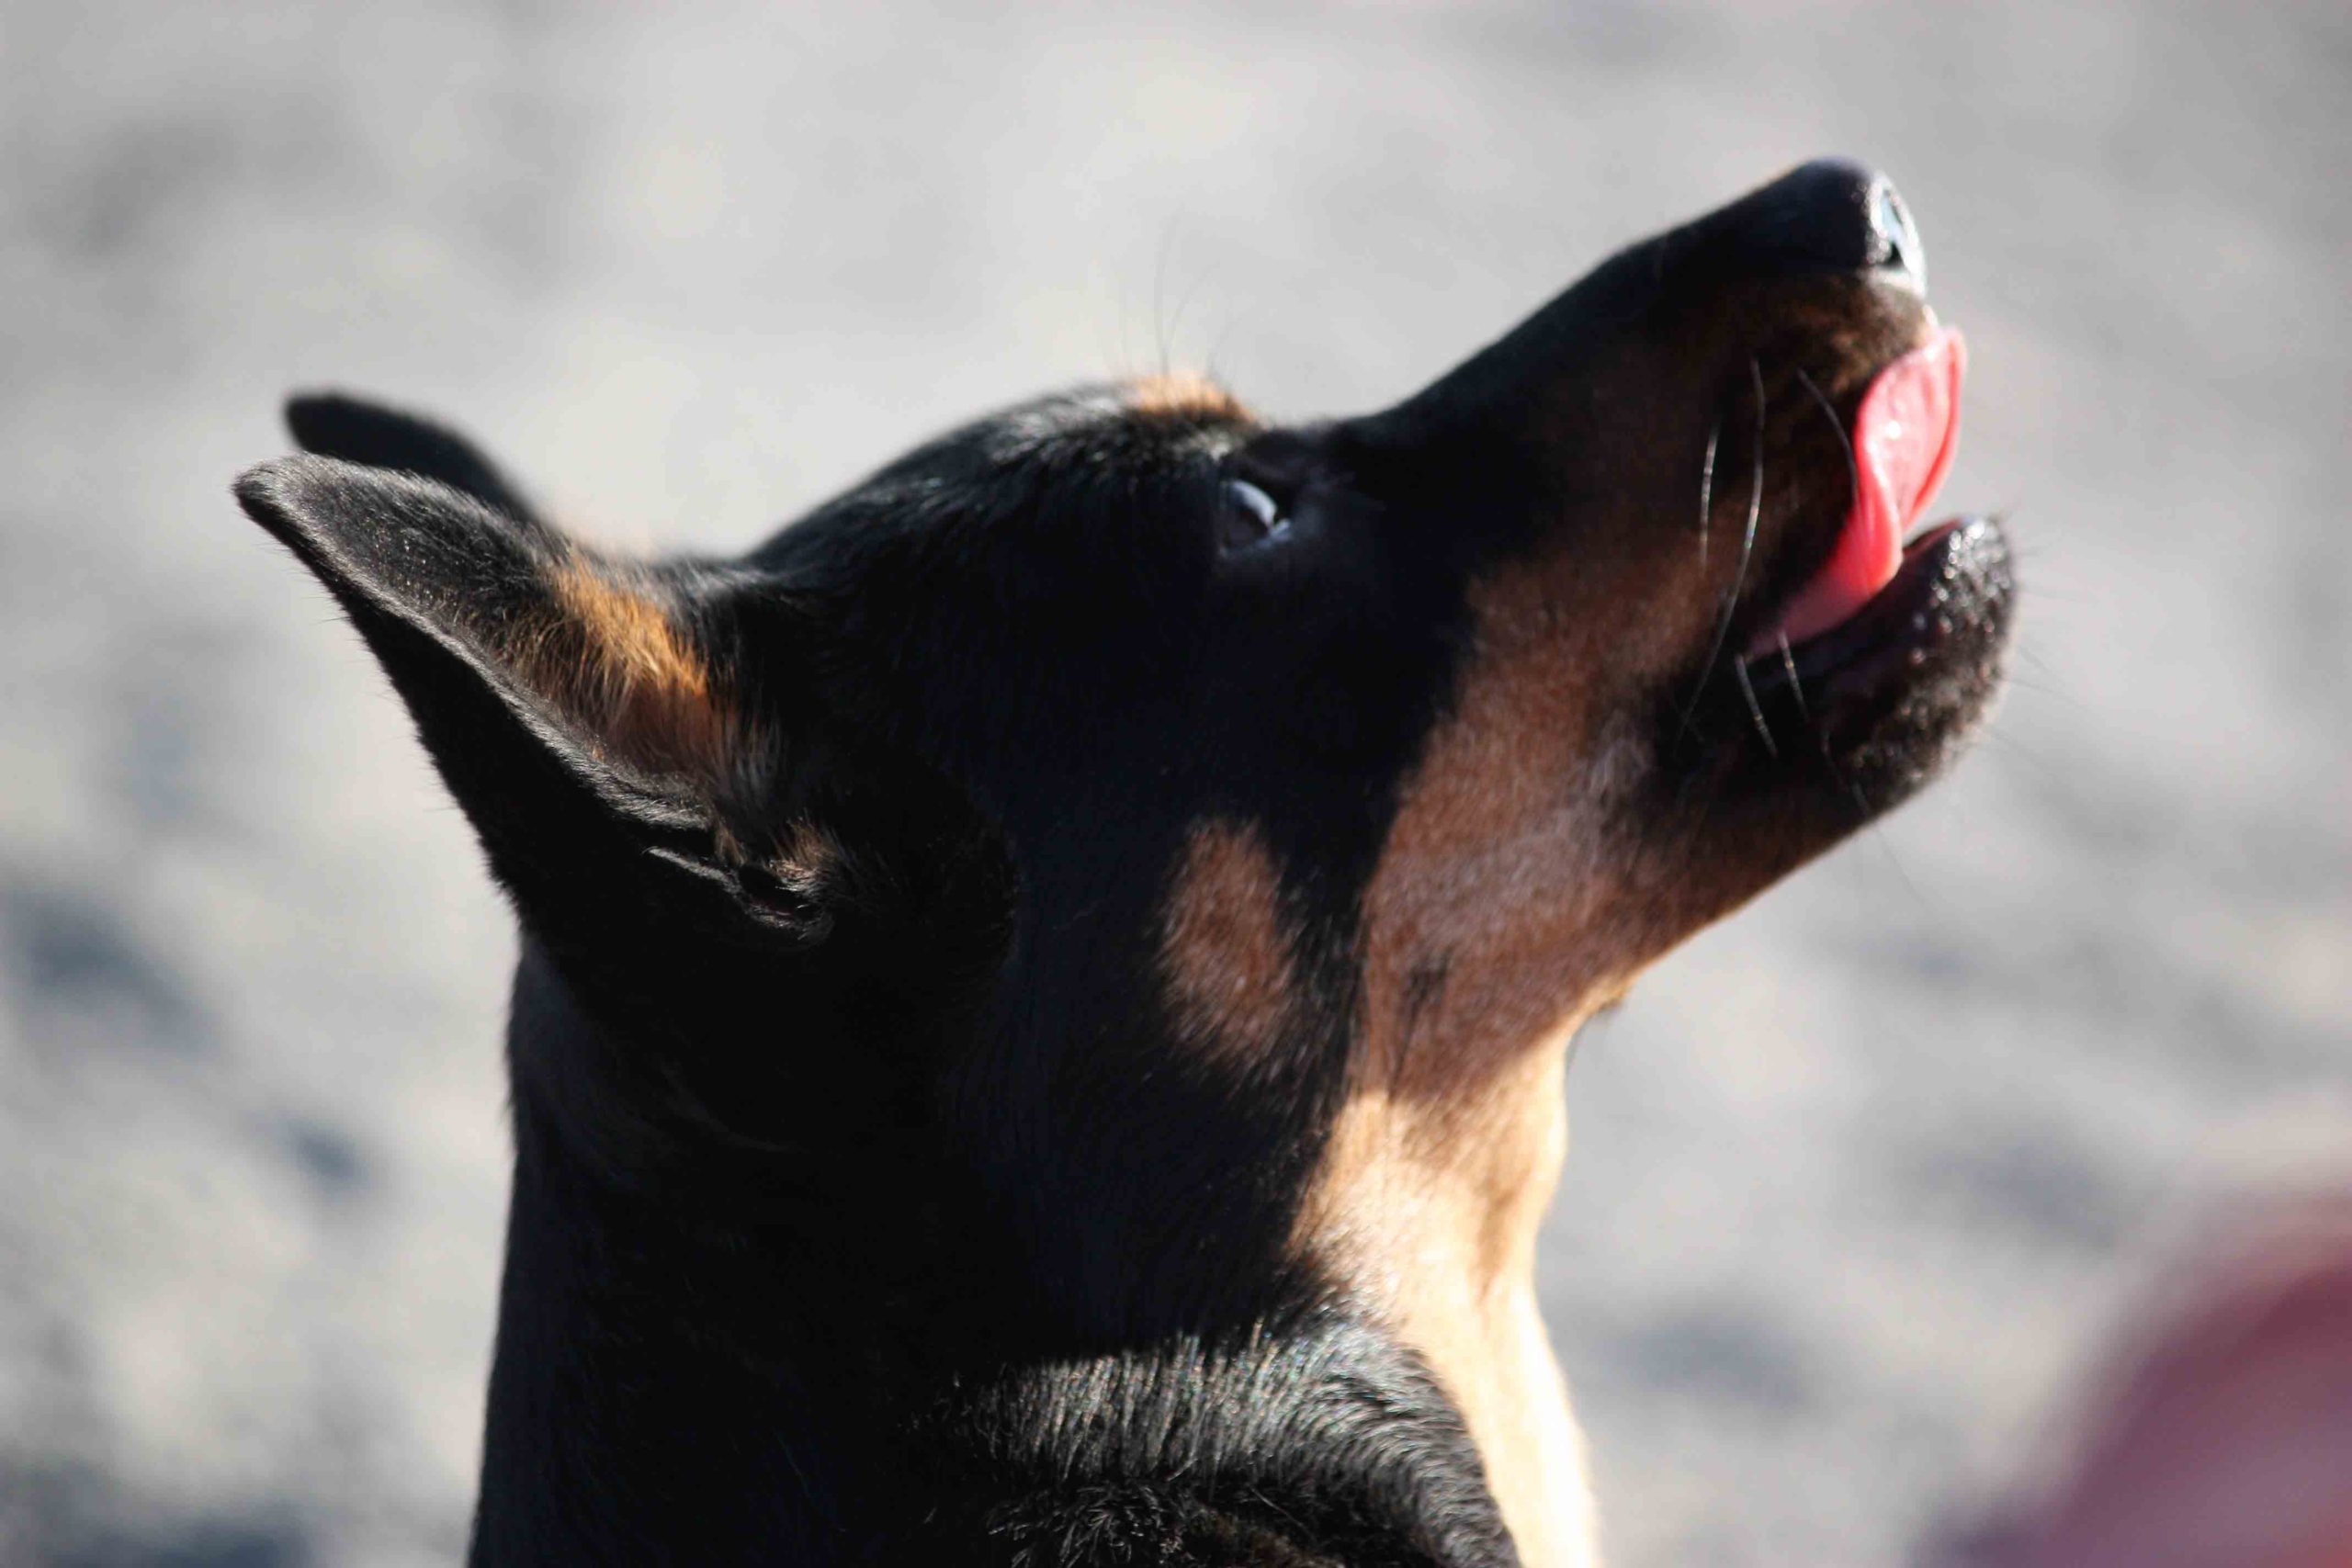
1758;326;1966;651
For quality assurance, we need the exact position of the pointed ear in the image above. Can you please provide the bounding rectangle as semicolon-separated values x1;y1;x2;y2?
234;452;837;946
285;391;540;526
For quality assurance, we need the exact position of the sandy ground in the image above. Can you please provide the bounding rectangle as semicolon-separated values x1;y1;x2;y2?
2;4;2346;1563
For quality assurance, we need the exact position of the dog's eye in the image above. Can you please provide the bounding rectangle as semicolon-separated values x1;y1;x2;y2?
1217;478;1291;551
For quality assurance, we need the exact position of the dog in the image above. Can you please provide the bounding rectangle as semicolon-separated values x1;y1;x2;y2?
233;158;2012;1566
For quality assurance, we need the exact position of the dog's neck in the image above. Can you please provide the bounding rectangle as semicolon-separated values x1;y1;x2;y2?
470;946;1528;1566
469;949;885;1563
471;1112;828;1562
1309;1034;1599;1568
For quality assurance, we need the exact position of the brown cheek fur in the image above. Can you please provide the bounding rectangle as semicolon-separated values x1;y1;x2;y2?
1352;544;1701;1111
1296;548;1716;1567
1159;818;1301;1071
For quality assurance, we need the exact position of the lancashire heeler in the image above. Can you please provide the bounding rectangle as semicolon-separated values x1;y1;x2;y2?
234;160;2012;1566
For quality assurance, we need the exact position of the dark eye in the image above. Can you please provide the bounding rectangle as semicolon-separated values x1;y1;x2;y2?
1217;478;1291;551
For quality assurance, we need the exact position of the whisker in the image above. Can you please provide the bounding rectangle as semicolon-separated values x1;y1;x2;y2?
1776;631;1809;727
1793;367;1859;513
1677;357;1768;738
1697;416;1720;570
1149;226;1176;378
1736;355;1766;617
1162;264;1217;377
1787;368;1895;834
1732;657;1778;757
1860;802;1933;911
1200;296;1266;389
1786;628;1860;801
1975;725;2071;784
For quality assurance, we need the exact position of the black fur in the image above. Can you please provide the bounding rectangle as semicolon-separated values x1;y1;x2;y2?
231;162;2012;1564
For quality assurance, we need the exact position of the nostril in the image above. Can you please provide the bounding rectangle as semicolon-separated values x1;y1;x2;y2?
1870;177;1926;288
1697;159;1930;288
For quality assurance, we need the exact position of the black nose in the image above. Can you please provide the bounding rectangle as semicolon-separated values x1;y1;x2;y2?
1707;157;1927;288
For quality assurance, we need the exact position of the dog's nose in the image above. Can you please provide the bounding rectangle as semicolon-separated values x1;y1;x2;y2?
1365;158;1934;451
1713;158;1926;288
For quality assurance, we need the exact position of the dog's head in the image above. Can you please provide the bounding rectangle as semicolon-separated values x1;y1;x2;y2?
239;160;2009;1346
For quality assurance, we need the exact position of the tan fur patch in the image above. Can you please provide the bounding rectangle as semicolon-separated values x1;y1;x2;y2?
1159;818;1297;1065
1312;1056;1595;1568
522;558;736;782
1296;556;1664;1568
1127;373;1249;423
1357;562;1657;1097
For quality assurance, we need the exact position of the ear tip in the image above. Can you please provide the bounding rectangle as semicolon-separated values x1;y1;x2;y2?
273;390;542;532
233;457;296;513
283;389;333;425
283;390;375;450
234;451;320;502
232;454;379;542
232;457;314;545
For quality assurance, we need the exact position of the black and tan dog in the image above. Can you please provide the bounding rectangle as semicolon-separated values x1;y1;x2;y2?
234;160;2011;1566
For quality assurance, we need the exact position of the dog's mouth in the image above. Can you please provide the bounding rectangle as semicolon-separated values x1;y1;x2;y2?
1671;312;2012;807
1747;323;1966;657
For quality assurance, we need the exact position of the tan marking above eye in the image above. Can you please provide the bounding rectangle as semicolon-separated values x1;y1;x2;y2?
1127;373;1250;423
1158;818;1299;1066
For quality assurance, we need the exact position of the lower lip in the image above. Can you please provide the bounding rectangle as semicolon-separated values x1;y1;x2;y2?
1744;513;1992;691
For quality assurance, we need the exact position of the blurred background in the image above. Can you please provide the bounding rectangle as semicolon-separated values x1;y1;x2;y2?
2;4;2345;1563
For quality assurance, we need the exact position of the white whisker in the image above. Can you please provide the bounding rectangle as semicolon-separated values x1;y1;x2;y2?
1793;367;1859;513
1732;657;1778;757
1676;358;1768;739
1697;417;1720;570
1776;631;1809;727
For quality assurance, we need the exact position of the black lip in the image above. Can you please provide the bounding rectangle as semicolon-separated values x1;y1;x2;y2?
1671;513;2014;800
1742;515;2009;707
1765;512;2011;773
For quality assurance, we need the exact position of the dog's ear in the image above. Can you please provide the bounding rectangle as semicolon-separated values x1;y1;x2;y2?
285;391;540;526
234;446;841;950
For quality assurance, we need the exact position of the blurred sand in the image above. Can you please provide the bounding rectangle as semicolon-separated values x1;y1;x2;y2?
1;4;2346;1562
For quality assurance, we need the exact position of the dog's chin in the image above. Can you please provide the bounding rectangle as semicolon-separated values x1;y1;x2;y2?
1658;512;2015;845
